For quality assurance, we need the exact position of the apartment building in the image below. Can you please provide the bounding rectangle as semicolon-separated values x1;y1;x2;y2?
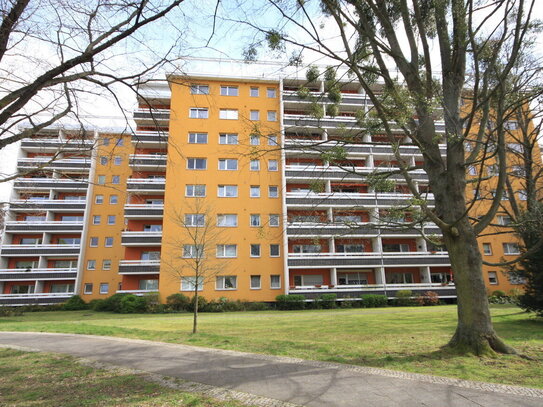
0;64;534;305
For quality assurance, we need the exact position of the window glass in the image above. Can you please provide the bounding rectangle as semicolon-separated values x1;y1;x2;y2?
97;175;105;185
488;271;498;285
99;283;109;294
269;214;280;227
188;133;208;144
139;279;159;290
183;244;204;258
269;186;279;198
186;184;206;197
250;87;259;97
250;244;261;257
95;195;104;204
108;215;116;225
184;214;205;227
114;156;122;165
189;108;209;118
90;237;99;247
102;259;111;270
216;244;237;258
250;275;261;289
250;160;260;171
267;111;277;121
181;277;203;291
250;185;260;197
218;185;238;197
105;237;113;247
84;283;93;294
270;275;281;289
250;214;261;227
268;135;278;145
112;175;120;184
109;195;118;204
482;243;492;255
220;85;238;96
219;133;238;144
219;109;238;120
190;84;209;95
218;158;238;170
270;244;280;257
250;110;259;121
187;158;207;170
250;135;260;145
267;88;276;98
268;160;278;171
217;214;238;227
216;276;237;290
93;215;101;225
87;260;96;270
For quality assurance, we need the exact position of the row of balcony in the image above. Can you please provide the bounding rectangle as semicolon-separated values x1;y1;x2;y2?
5;221;84;233
0;244;81;256
0;292;75;305
0;268;77;281
285;192;434;208
284;165;428;183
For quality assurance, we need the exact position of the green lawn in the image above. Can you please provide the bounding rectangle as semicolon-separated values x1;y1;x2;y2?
0;348;253;406
1;305;542;388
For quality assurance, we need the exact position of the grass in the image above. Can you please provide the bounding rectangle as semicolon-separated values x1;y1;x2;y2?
1;304;542;388
0;348;253;406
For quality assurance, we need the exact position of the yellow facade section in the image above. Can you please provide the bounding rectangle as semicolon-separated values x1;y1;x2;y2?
159;78;284;302
80;134;133;301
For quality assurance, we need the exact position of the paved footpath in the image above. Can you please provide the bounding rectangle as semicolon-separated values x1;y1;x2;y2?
1;332;542;407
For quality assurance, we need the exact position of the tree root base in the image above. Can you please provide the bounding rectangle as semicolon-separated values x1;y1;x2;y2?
446;331;518;356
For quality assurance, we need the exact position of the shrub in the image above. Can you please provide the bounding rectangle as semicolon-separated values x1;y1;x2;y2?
102;293;130;312
166;293;190;312
63;295;88;311
360;294;388;308
142;292;162;313
187;295;208;312
119;294;147;313
89;299;107;311
0;306;24;317
276;294;305;310
491;290;506;298
319;293;338;309
245;302;269;311
395;290;414;306
415;291;439;306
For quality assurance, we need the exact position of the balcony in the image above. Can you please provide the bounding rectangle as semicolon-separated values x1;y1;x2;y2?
14;178;89;191
282;91;370;106
124;204;164;219
285;192;435;209
121;231;162;246
288;283;456;299
286;222;442;238
0;244;81;256
21;138;95;152
132;131;169;147
9;199;86;212
116;289;158;295
118;260;160;274
133;108;170;125
0;292;74;306
287;251;450;268
129;154;167;170
5;221;84;233
284;165;429;183
17;157;91;172
0;268;77;281
126;178;165;194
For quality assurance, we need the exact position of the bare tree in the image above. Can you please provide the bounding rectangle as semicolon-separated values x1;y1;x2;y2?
238;0;541;354
162;198;229;334
0;0;187;179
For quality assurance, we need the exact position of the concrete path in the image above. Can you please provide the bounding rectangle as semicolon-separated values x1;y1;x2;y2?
0;332;541;407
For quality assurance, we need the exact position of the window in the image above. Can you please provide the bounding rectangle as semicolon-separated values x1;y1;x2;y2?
109;195;118;204
186;184;206;197
97;175;106;185
216;244;237;258
84;283;93;294
467;166;477;176
250;87;259;97
505;121;518;130
87;260;96;270
216;276;237;290
10;285;34;294
218;158;238;170
487;164;499;176
183;244;204;258
188;132;208;144
293;244;321;253
190;84;209;95
269;214;280;227
268;160;278;171
268;135;278;145
518;190;528;200
250;134;260;145
270;244;280;257
185;214;205;227
99;283;109;295
509;273;526;285
107;215;116;225
270;275;281;289
217;214;238;227
114;156;122;166
386;272;413;284
382;243;410;252
219;133;238;144
482;243;492;256
250;110;260;121
187;158;207;170
112;175;120;185
102;138;110;146
146;199;163;205
507;142;523;152
181;277;203;291
294;274;323;286
250;186;260;198
50;283;74;293
100;156;108;165
488;271;498;285
218;185;238;197
102;259;111;270
512;165;525;176
250;275;261;289
498;215;512;226
93;215;101;225
116;138;124;146
337;244;364;253
189;108;209;119
503;243;520;255
90;237;99;247
15;260;38;269
250;214;261;227
220;85;238;96
268;186;279;198
58;237;80;245
139;279;158;291
267;87;276;98
105;237;113;247
250;160;260;171
219;109;238;120
144;224;162;232
141;251;160;261
267;111;277;121
250;244;261;257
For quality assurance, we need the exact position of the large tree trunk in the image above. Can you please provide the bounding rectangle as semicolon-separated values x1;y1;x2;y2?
443;219;516;355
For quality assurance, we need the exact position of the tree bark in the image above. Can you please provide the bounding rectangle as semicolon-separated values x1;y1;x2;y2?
443;218;516;355
192;287;199;334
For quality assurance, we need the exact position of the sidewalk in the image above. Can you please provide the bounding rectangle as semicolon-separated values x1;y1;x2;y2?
0;332;541;407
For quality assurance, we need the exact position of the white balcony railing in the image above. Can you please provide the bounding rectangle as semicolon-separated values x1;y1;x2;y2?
1;244;81;249
286;191;435;200
6;221;83;226
127;178;165;184
0;292;75;298
287;251;448;258
124;204;164;210
289;283;454;291
119;260;161;266
0;268;77;274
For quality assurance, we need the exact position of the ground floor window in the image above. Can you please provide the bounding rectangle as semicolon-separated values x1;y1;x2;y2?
270;275;281;289
139;279;158;290
84;283;93;294
50;284;74;293
386;272;413;284
10;284;34;294
216;276;237;290
430;272;452;284
99;283;109;295
488;271;498;285
293;274;323;286
338;272;369;285
181;277;203;291
250;275;261;289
